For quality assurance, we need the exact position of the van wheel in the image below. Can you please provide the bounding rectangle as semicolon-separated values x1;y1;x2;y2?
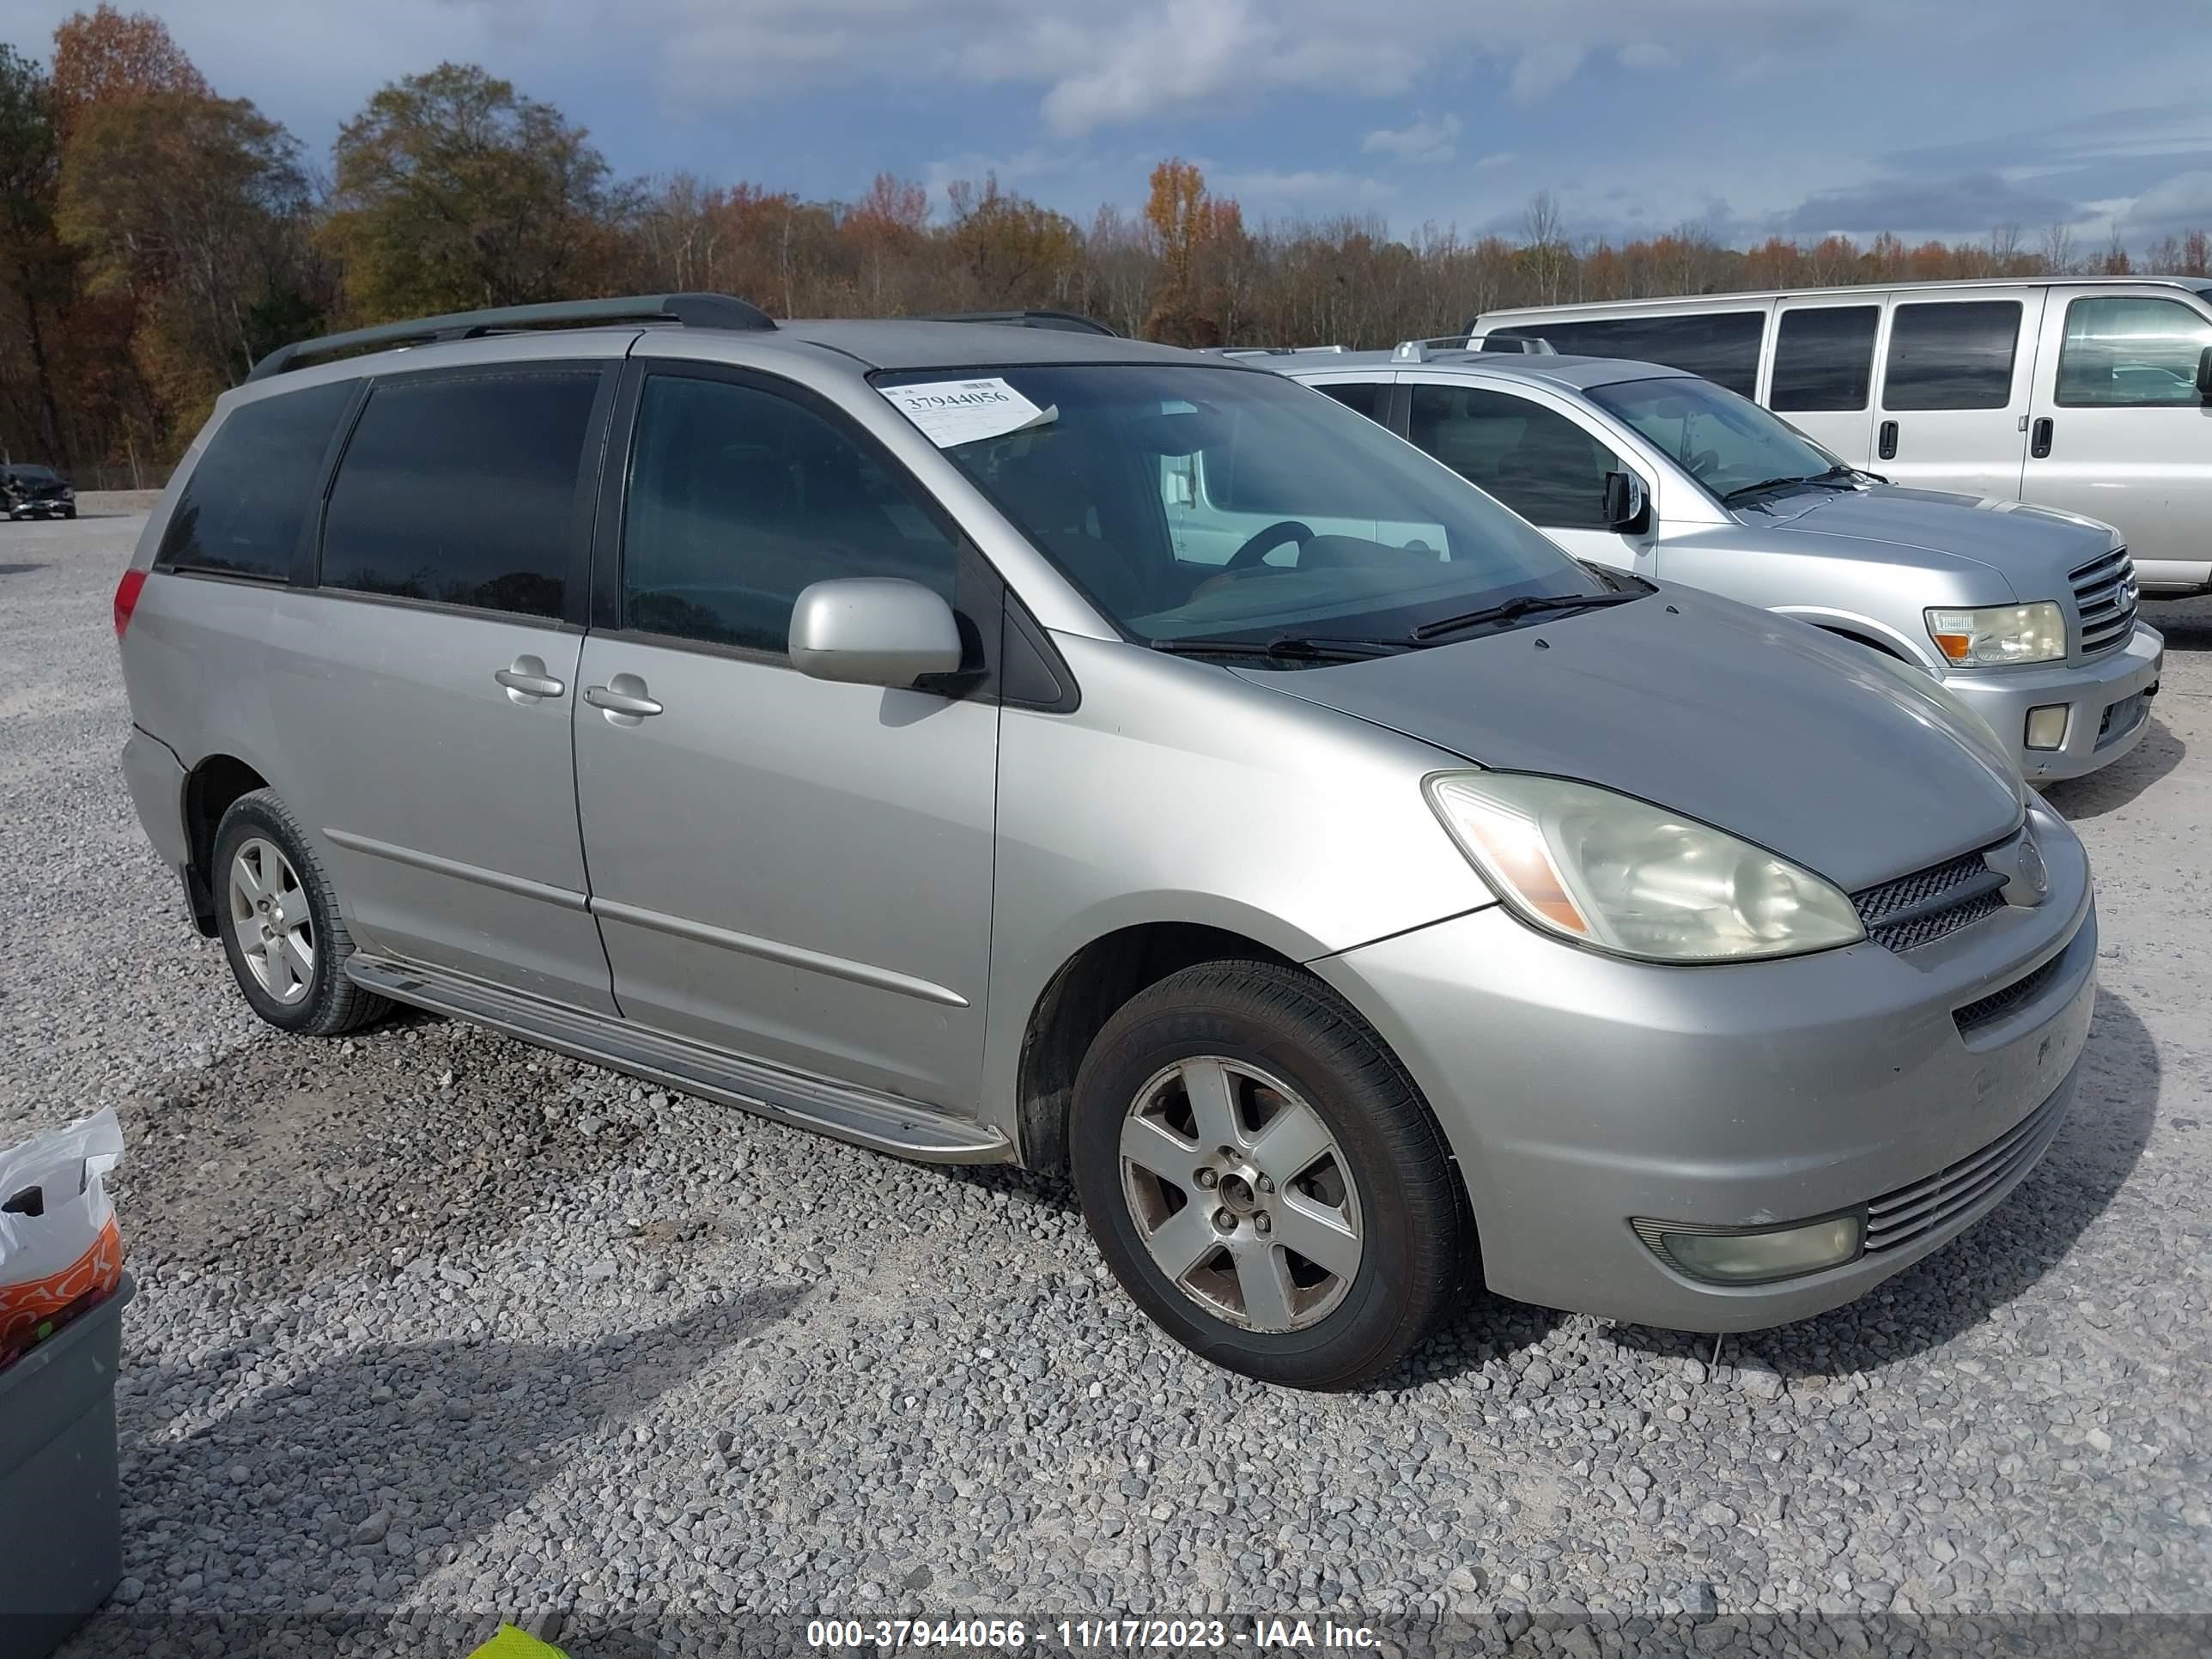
210;789;389;1036
1069;959;1466;1390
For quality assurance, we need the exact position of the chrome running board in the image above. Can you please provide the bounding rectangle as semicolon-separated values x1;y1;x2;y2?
344;953;1014;1164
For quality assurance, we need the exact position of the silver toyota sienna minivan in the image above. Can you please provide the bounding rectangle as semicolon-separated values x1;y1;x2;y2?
114;295;2099;1389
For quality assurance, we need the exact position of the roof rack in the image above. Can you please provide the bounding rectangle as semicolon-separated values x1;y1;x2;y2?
918;309;1121;337
1204;344;1349;357
245;292;777;382
1394;334;1557;362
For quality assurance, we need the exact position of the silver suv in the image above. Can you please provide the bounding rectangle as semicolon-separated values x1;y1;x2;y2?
1256;341;2165;781
115;295;2098;1389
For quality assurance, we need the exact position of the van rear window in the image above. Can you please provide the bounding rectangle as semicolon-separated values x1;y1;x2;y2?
1881;301;2022;410
1771;306;1879;411
157;381;356;581
1492;312;1765;397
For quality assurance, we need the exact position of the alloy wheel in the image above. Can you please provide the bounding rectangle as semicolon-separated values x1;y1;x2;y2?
1118;1055;1363;1332
228;837;315;1006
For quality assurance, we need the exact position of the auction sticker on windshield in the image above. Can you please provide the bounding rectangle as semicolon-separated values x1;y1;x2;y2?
880;378;1055;447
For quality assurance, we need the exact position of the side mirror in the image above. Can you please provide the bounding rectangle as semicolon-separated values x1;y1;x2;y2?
2197;344;2212;401
788;578;964;690
1602;470;1649;533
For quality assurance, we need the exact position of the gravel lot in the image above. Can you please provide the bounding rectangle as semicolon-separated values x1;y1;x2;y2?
3;514;2208;1655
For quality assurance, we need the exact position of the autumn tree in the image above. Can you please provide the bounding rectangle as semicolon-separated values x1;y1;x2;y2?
945;174;1079;307
843;172;927;308
324;64;618;321
0;44;70;463
58;91;317;432
47;3;204;138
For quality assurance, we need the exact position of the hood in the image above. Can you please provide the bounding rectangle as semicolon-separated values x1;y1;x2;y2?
1237;587;2022;893
1741;484;2115;594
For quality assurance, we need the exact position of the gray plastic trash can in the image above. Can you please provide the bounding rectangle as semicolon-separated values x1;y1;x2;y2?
0;1273;134;1659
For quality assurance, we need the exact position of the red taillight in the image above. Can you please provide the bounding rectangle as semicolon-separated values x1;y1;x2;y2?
112;568;147;640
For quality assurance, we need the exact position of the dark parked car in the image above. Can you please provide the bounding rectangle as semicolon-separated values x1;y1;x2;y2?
3;464;76;520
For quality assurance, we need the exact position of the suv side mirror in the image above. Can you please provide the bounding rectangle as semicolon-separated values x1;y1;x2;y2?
2197;344;2212;401
1602;470;1649;533
788;578;964;690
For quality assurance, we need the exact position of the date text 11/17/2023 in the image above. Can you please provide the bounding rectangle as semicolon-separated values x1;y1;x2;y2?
804;1618;1383;1651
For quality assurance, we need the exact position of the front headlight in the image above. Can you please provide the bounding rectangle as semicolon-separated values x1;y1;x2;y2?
1424;773;1865;963
1925;601;2064;666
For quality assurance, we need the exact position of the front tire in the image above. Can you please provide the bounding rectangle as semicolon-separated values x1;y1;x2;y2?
1070;959;1467;1389
211;789;389;1036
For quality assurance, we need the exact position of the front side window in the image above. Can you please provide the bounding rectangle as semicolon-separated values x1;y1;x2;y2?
1495;313;1765;397
1588;374;1843;504
623;374;957;654
1771;306;1879;411
1407;384;1623;531
158;380;356;580
2056;295;2212;407
321;370;599;618
1882;301;2022;410
879;362;1601;648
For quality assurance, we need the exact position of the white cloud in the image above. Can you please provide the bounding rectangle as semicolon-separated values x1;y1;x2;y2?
1362;113;1462;163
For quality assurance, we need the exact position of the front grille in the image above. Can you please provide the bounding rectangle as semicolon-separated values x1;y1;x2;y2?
1953;951;2066;1036
1850;848;2008;952
2070;547;2137;657
1863;1084;2071;1254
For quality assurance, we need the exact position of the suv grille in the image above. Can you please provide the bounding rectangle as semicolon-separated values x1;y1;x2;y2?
2070;547;2136;657
1863;1084;2071;1254
1850;848;2008;952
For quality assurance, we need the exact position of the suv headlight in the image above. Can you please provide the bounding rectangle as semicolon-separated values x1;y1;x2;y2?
1925;602;2064;666
1425;773;1865;963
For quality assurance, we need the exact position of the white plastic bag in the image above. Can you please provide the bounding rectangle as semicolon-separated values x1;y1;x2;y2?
0;1107;125;1367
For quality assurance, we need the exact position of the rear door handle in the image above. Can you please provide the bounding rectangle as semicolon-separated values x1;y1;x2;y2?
2030;416;2054;459
584;677;664;720
495;656;566;702
1877;420;1899;460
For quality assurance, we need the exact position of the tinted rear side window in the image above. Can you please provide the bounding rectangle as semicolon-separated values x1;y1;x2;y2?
321;370;599;618
1771;306;1879;411
1882;301;2022;410
1313;381;1387;421
1493;313;1766;396
157;380;356;580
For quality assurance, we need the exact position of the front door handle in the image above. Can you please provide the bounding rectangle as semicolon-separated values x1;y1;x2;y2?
584;675;664;721
495;655;566;702
1877;419;1899;460
2030;416;2054;459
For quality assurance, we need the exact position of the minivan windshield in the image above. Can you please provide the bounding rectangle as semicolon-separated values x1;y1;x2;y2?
1587;374;1854;507
876;363;1609;651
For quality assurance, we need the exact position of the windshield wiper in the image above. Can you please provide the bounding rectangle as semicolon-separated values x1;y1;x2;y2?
1410;589;1641;642
1721;465;1860;506
1150;634;1407;663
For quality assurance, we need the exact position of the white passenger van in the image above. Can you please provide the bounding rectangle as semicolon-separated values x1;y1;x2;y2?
1471;277;2212;597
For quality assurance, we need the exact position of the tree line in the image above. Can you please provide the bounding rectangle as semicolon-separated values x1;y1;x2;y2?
6;5;2210;476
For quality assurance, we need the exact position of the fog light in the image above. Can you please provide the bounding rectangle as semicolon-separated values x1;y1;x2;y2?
1633;1212;1864;1285
2024;705;2069;750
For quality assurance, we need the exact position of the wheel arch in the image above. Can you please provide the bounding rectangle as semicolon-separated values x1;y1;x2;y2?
179;754;272;935
1014;921;1301;1177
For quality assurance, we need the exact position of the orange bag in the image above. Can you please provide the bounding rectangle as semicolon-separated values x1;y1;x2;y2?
0;1108;125;1370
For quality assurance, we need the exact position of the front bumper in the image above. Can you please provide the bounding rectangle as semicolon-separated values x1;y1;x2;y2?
1941;623;2163;781
6;498;71;519
1314;799;2097;1333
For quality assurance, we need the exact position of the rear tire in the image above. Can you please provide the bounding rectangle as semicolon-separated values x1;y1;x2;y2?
211;789;389;1036
1070;959;1466;1390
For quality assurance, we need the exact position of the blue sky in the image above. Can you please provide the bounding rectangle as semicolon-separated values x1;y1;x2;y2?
9;0;2212;247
